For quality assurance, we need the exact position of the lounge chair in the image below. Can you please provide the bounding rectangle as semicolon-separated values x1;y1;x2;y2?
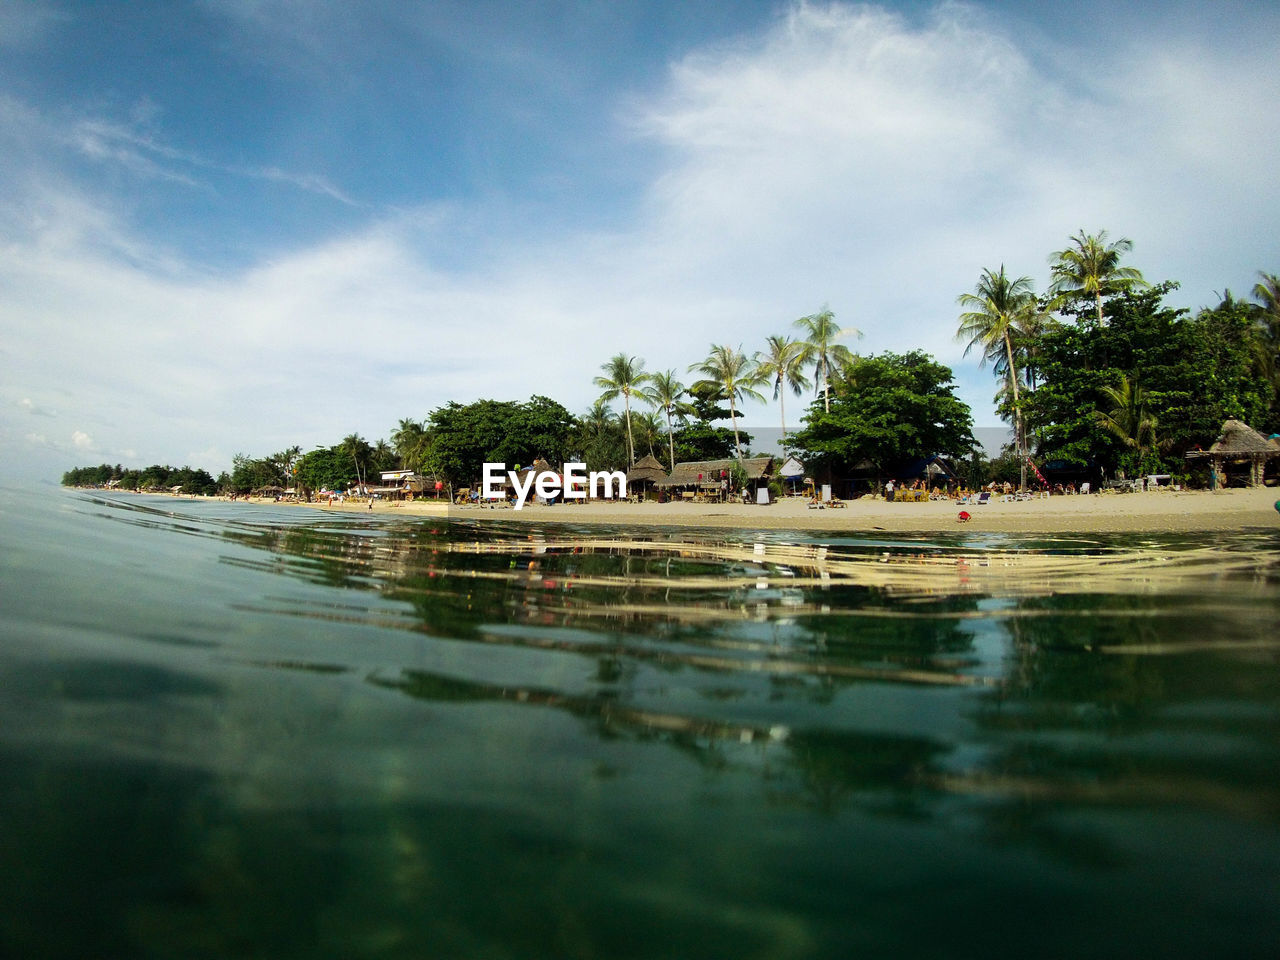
976;492;991;505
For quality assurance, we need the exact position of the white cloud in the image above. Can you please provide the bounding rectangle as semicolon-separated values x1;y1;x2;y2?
71;430;96;451
19;397;55;416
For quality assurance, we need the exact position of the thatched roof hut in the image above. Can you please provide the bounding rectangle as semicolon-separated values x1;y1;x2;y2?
656;457;775;488
626;454;668;489
1186;419;1280;487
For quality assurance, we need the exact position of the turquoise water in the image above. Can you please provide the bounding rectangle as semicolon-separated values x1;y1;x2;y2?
2;487;1279;959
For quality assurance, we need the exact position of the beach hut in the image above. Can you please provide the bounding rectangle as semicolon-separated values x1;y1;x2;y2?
657;457;775;501
779;456;805;495
626;454;668;498
1186;419;1280;487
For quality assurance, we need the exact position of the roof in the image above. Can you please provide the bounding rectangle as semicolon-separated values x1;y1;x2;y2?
1187;419;1280;458
657;457;775;487
626;453;668;484
779;456;805;478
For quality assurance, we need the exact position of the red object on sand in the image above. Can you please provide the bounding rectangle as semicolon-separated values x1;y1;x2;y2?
957;511;971;522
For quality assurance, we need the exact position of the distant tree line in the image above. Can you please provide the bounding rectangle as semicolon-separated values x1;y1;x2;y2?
61;463;218;495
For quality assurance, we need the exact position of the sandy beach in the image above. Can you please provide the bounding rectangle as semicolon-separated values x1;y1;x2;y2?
258;487;1280;534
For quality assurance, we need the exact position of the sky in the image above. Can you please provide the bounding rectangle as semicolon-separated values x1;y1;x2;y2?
2;0;1278;482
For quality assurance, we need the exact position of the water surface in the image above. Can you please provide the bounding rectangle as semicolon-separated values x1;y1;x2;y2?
2;488;1278;958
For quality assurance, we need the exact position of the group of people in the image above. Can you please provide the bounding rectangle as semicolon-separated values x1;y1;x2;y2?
881;477;1091;501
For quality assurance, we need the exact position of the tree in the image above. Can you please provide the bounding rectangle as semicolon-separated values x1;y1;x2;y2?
688;344;766;458
338;434;374;490
294;446;349;497
1048;229;1146;324
632;410;663;461
957;266;1042;488
594;354;651;466
575;400;626;471
269;446;301;487
230;454;280;494
643;370;695;469
787;350;974;484
1026;282;1271;478
1254;272;1280;337
1250;272;1280;430
670;422;743;463
425;396;578;485
371;439;397;474
794;308;861;413
391;418;431;472
755;335;811;445
1093;376;1164;475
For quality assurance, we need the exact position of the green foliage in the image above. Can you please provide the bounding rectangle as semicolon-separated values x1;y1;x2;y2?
61;463;217;495
1048;229;1147;323
793;307;861;413
1027;282;1272;473
574;400;626;472
293;446;351;494
594;353;651;465
685;382;731;422
229;454;281;493
787;350;975;476
425;395;577;484
392;419;431;473
671;422;745;463
688;343;767;456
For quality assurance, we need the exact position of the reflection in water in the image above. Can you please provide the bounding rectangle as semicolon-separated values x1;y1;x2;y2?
2;490;1278;958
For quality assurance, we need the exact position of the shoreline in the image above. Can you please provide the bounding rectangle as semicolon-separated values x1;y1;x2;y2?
206;487;1280;535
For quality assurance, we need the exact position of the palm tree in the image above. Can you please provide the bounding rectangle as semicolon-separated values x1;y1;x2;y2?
339;433;373;490
392;418;430;471
794;308;861;413
957;266;1042;489
1094;376;1164;470
1048;229;1146;323
643;370;694;470
755;335;811;444
632;411;664;460
1253;272;1280;339
688;344;767;457
594;354;651;465
271;445;301;486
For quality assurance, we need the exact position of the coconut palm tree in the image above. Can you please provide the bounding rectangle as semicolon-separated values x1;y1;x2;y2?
339;433;373;490
1253;272;1280;340
755;335;811;444
1094;376;1165;471
957;266;1041;489
392;418;430;471
688;344;767;458
632;410;664;461
643;370;694;470
271;445;302;487
1048;229;1146;323
794;308;861;413
594;354;651;465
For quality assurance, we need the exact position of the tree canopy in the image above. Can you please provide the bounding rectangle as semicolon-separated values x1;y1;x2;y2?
787;350;975;479
425;395;577;485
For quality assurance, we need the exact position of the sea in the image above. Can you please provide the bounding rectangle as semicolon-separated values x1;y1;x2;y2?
2;485;1278;959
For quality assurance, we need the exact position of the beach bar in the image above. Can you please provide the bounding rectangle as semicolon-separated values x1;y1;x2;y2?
656;457;776;501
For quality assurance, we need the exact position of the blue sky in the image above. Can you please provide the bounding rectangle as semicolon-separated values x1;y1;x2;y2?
3;0;1278;481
